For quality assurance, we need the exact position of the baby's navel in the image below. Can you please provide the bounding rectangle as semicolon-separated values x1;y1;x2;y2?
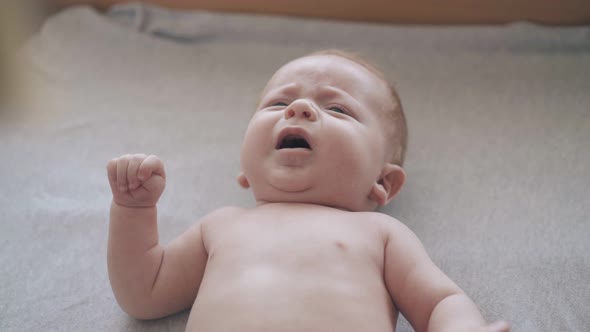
335;241;348;251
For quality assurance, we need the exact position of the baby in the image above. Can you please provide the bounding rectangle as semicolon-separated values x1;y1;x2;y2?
106;50;510;332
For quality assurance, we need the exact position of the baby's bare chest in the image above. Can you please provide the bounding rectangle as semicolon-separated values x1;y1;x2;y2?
189;206;396;332
204;206;387;273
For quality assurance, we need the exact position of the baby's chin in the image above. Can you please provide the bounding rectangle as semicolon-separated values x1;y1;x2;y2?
266;172;314;193
251;185;377;212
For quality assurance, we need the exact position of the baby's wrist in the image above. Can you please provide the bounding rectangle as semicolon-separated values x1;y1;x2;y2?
110;201;158;226
111;201;157;211
111;201;157;210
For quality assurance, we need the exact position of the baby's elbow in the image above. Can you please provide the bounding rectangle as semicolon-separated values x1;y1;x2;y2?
121;303;164;321
126;310;158;321
114;295;165;320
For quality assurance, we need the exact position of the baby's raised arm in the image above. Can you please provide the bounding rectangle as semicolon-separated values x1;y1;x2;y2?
382;218;509;332
106;154;208;319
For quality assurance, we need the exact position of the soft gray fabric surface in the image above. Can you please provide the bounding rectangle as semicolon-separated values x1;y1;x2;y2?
1;3;589;331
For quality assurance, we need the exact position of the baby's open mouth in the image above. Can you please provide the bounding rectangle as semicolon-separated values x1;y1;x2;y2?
276;135;312;150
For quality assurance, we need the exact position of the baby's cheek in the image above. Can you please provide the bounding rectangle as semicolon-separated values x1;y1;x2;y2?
330;136;374;176
244;119;272;148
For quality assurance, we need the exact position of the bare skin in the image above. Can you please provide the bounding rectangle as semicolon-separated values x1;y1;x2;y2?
187;203;396;331
106;54;510;332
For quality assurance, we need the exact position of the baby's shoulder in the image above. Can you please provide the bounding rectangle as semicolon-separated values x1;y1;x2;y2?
354;211;414;238
198;206;245;226
354;211;403;226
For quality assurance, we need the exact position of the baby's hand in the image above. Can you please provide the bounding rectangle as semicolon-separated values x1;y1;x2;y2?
106;154;166;208
451;321;510;332
484;321;510;332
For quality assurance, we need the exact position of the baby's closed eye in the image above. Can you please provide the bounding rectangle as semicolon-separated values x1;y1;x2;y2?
328;106;346;114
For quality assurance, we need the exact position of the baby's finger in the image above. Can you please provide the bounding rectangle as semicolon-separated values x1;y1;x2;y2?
487;321;510;332
107;158;118;190
116;154;131;191
137;155;165;181
127;154;147;190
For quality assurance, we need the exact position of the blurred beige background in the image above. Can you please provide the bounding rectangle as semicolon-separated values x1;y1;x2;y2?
51;0;590;24
0;2;50;111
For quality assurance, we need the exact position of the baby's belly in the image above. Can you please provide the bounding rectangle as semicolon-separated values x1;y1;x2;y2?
186;263;397;332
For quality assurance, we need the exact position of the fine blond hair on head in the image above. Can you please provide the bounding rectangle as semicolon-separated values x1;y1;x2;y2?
306;49;408;167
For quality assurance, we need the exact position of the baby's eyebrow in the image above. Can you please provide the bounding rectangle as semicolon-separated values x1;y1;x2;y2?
318;86;362;111
318;86;354;100
263;83;300;99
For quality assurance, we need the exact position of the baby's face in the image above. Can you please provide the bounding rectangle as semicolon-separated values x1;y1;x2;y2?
239;55;395;211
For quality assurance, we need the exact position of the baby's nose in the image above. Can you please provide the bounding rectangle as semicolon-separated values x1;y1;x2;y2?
284;100;318;121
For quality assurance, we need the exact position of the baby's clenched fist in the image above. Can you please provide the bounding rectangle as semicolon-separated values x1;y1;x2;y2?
106;154;166;208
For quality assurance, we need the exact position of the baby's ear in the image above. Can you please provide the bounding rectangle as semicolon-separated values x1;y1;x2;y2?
237;172;250;189
368;164;406;206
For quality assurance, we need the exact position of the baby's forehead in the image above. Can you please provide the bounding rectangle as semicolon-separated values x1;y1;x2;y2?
271;55;372;82
262;55;391;103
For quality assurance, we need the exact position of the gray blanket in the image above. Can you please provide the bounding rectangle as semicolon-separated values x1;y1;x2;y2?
1;3;589;331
